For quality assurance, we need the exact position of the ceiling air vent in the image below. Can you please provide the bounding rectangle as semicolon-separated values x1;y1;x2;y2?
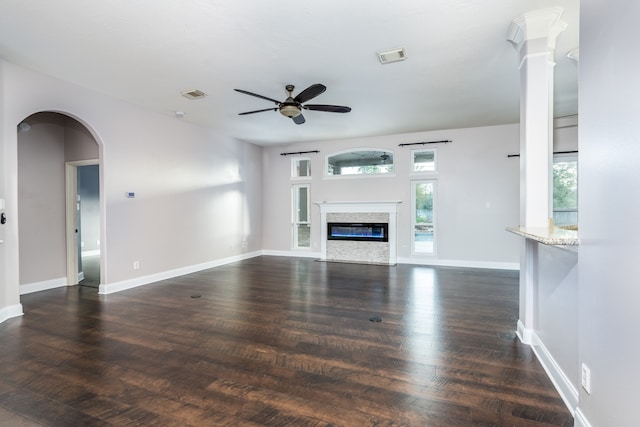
377;48;407;64
181;89;207;100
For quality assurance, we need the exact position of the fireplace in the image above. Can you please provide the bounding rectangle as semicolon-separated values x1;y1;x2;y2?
316;201;401;265
327;222;389;242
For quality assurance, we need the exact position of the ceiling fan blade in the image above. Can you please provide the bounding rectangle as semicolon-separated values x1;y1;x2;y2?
303;104;352;113
294;84;326;104
238;108;278;115
292;114;306;125
234;89;281;105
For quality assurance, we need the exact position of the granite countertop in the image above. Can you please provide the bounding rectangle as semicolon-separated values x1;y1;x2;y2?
506;225;579;246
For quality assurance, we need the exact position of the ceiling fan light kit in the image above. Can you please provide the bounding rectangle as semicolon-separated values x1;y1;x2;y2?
279;105;301;118
234;83;351;125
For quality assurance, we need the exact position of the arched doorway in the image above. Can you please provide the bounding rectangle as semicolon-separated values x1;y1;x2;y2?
17;112;102;293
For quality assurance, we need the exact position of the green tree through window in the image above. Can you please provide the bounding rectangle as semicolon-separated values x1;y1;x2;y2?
553;157;578;225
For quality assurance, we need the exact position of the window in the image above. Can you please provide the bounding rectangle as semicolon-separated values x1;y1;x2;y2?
292;184;311;248
553;154;578;225
412;180;436;254
292;158;311;178
326;149;394;176
412;149;436;172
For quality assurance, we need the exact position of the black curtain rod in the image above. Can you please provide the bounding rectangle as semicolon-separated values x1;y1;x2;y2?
280;150;320;156
399;140;451;147
507;150;578;158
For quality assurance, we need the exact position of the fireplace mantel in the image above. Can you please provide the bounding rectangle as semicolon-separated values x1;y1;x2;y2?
315;201;401;264
316;201;401;212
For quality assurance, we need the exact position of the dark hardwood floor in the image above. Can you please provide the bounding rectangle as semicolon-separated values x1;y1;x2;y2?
0;256;572;426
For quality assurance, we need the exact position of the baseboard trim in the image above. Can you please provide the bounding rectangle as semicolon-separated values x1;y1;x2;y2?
99;251;263;294
20;277;68;295
574;407;593;427
262;250;321;259
531;332;579;416
0;304;24;323
396;256;519;270
516;319;533;344
260;251;519;270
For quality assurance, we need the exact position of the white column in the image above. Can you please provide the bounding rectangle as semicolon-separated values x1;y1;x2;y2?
507;8;566;343
508;7;567;227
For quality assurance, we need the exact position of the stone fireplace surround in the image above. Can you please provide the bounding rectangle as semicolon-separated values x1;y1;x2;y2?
316;201;400;265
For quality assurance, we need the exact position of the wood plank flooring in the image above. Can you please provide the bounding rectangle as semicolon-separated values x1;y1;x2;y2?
0;256;573;426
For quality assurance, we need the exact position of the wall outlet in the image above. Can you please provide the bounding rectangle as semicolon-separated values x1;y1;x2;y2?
133;261;140;270
581;363;592;394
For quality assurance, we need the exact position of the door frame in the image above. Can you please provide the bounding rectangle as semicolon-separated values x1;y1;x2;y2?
65;159;99;286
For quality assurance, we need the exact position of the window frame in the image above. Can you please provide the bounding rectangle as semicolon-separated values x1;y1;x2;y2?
291;157;311;179
324;148;395;178
410;148;438;175
292;183;311;250
411;179;437;256
552;152;578;226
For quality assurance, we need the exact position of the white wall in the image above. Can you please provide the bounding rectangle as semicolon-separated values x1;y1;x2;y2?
533;243;579;411
577;0;640;425
0;60;21;320
263;124;523;267
17;113;67;285
0;60;263;314
65;116;100;162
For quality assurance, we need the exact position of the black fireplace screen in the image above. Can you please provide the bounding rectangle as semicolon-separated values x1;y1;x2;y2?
327;222;388;242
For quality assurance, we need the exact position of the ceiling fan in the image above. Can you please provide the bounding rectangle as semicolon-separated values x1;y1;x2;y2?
234;83;351;124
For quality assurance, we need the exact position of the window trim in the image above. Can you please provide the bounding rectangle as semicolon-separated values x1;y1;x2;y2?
411;179;437;256
552;153;578;226
410;148;438;175
291;157;312;179
292;183;311;250
324;148;395;178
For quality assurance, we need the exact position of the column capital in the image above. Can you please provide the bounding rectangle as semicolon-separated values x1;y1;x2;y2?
507;7;567;53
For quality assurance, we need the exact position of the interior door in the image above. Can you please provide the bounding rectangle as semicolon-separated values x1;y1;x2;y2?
66;160;99;286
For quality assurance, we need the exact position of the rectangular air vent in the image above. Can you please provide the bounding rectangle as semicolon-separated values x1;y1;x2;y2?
377;48;407;64
181;89;207;99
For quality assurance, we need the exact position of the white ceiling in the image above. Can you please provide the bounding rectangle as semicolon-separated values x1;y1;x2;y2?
0;0;579;146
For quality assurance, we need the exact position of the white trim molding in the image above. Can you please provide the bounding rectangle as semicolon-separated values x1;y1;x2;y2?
20;277;68;295
262;249;321;259
506;7;567;53
516;319;533;345
531;332;579;415
0;304;24;323
99;251;263;294
261;250;518;270
574;408;593;427
397;257;518;271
